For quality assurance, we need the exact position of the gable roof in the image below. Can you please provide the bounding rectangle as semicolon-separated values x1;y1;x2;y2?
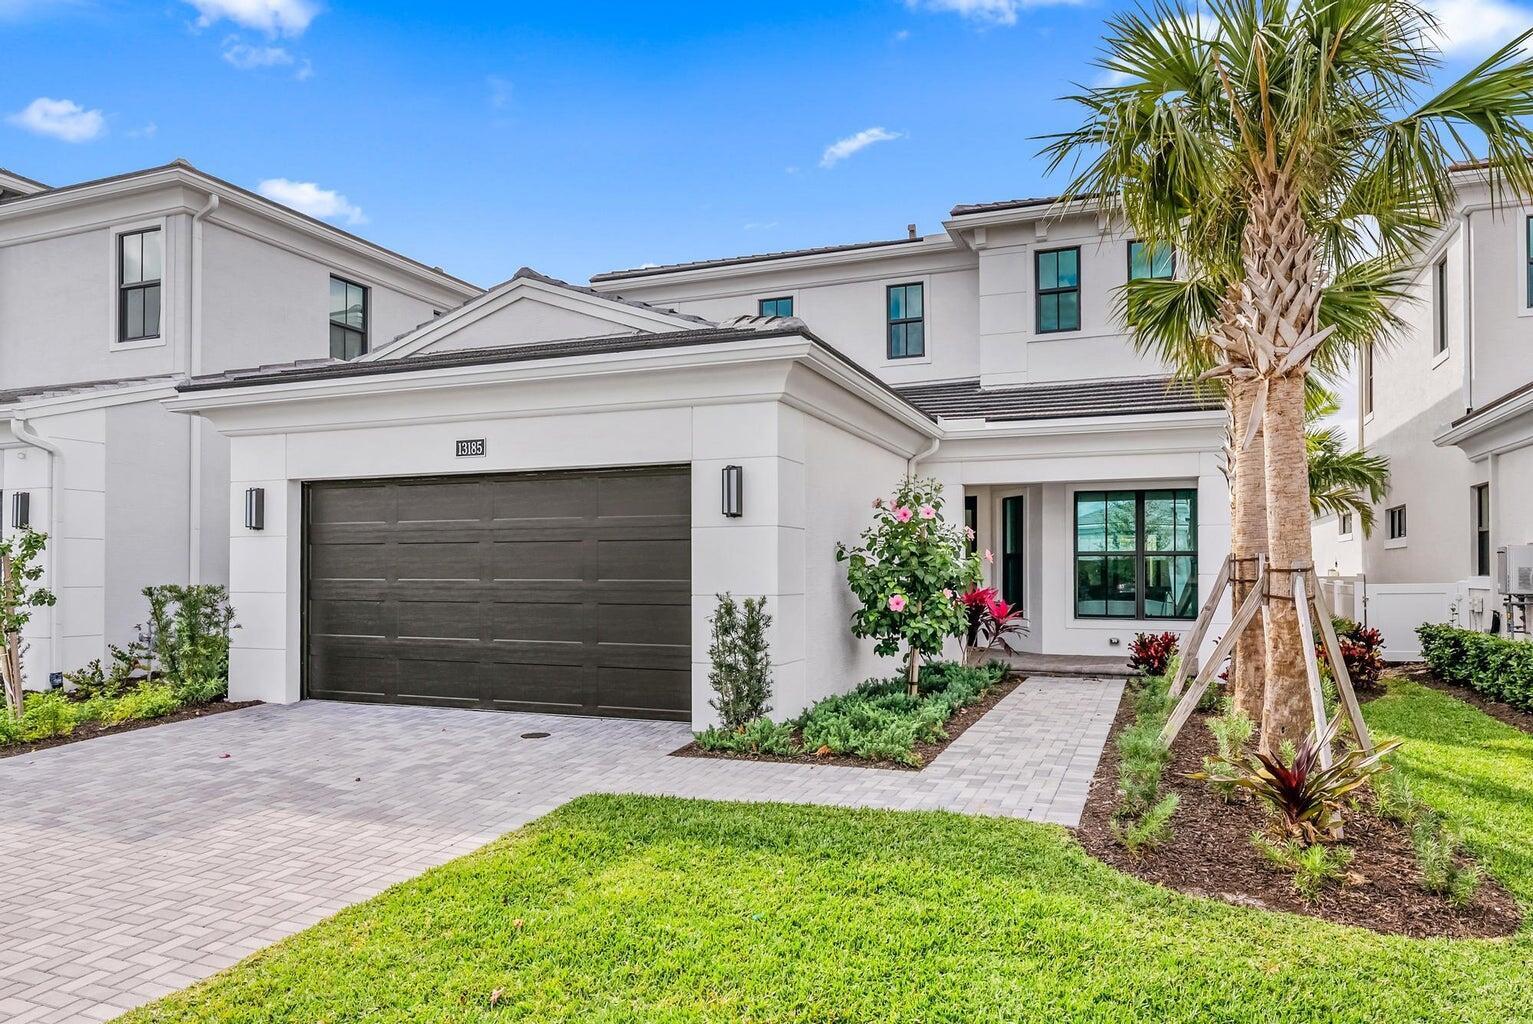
896;375;1221;422
360;266;715;362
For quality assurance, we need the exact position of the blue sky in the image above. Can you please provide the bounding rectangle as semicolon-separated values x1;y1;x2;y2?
2;0;1528;288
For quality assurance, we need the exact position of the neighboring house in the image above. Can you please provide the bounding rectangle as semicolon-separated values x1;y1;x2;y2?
0;160;479;688
1326;163;1533;655
169;195;1231;731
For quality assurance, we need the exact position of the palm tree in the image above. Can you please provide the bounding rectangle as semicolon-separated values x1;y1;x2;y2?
1307;389;1389;534
1049;0;1533;744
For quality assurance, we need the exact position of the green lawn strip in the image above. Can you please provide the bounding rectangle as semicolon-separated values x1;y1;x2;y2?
1363;678;1533;906
123;786;1529;1024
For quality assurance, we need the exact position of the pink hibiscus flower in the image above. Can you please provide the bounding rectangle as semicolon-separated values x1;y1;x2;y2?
918;504;936;519
983;548;994;564
893;506;914;523
871;496;884;509
887;594;907;612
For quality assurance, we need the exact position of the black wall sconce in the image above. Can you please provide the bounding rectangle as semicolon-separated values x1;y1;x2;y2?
244;487;266;530
10;491;30;530
721;465;743;518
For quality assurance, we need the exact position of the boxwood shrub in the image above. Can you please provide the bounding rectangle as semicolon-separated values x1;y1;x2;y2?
1416;623;1533;713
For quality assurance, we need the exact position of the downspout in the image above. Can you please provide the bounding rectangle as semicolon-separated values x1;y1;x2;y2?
188;193;219;585
908;432;941;475
8;416;60;683
1461;205;1475;414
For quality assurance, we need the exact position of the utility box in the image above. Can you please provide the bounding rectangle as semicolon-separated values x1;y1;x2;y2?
1496;545;1533;595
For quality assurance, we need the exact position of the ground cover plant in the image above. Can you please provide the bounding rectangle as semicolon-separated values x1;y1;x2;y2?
123;755;1533;1024
689;659;1009;767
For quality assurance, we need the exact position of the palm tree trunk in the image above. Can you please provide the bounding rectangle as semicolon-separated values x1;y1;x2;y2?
1260;372;1315;747
1228;378;1268;725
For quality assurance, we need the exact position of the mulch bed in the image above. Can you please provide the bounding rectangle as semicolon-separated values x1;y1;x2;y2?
671;675;1022;771
0;699;261;760
1076;682;1522;938
1390;662;1533;735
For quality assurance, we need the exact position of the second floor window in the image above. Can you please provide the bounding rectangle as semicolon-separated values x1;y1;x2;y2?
1127;240;1174;281
1387;504;1407;541
1036;247;1080;333
758;296;793;318
1526;216;1533;308
118;228;162;342
886;282;924;359
1434;255;1448;355
1339;512;1353;537
330;276;368;360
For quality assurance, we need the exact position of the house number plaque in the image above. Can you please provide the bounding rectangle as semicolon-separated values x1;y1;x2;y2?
455;438;486;458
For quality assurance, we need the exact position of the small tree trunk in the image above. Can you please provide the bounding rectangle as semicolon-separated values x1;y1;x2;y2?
1260;373;1315;748
906;646;922;698
1229;378;1269;725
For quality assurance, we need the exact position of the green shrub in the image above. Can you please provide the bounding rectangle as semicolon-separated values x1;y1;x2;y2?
1251;833;1354;902
144;584;237;686
1200;701;1255;803
1373;770;1428;825
1112;793;1179;855
1411;812;1482;906
695;718;797;756
1417;622;1533;713
21;689;77;740
105;683;183;724
173;675;228;706
706;594;773;730
0;709;22;745
74;695;114;724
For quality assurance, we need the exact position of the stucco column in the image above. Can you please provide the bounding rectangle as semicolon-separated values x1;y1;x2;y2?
225;435;301;703
689;402;807;731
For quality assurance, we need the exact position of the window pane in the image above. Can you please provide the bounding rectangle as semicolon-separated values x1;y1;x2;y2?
125;288;144;339
121;233;143;285
1105;555;1137;616
1076;557;1107;616
1106;492;1137;551
347;284;365;330
1039;294;1057;332
330;323;347;359
905;283;922;319
1145;555;1197;618
905;321;924;357
1153;245;1174;279
330;277;347;322
1056;249;1078;288
1143;491;1175;551
1075;492;1106;552
1174;489;1196;551
142;284;160;337
141;230;162;282
1129;241;1149;280
1038;252;1057;290
1057;289;1080;330
888;286;904;320
888;322;904;358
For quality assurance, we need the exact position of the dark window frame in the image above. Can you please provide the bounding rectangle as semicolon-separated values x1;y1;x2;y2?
885;282;925;360
757;296;793;318
1363;345;1374;417
1434;255;1449;355
1073;489;1198;621
1035;246;1082;334
963;495;978;556
1526;215;1533;309
1339;511;1354;537
1474;484;1491;577
1387;504;1408;541
1126;240;1175;281
117;228;163;343
1001;494;1026;611
329;275;369;360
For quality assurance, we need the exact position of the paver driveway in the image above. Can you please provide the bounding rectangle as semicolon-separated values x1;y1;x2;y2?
0;674;1122;1022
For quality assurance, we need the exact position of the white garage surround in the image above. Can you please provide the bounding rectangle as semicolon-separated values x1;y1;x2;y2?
165;335;927;730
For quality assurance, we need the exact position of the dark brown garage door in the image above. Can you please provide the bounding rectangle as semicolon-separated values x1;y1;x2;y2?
304;465;691;720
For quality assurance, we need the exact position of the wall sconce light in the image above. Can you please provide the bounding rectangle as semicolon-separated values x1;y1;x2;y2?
244;487;265;530
721;465;743;518
10;492;29;530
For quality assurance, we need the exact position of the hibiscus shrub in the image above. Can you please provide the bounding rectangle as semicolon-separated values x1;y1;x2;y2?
836;477;982;695
1129;631;1179;677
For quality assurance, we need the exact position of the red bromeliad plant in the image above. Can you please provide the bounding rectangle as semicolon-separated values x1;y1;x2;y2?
1129;631;1179;678
1318;619;1386;691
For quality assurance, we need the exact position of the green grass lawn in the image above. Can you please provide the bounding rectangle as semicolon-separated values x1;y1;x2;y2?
121;680;1533;1024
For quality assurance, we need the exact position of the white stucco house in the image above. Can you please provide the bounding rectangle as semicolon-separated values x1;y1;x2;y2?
163;197;1231;730
0;160;480;686
1316;163;1533;656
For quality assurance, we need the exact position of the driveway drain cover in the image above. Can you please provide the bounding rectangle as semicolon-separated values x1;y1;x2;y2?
520;732;550;739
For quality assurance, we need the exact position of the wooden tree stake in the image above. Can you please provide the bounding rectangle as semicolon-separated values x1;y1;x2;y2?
1310;575;1375;754
1160;562;1266;746
1168;554;1233;699
1292;568;1332;769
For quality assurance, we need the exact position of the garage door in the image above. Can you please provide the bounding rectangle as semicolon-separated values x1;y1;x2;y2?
304;465;691;720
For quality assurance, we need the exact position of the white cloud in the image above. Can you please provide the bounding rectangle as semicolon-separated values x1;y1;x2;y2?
256;178;366;225
185;0;318;36
904;0;1080;26
1429;0;1533;55
128;121;158;138
820;126;902;168
6;96;104;142
222;39;294;68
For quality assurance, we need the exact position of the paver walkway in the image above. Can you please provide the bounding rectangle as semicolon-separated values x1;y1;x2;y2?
0;674;1122;1023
